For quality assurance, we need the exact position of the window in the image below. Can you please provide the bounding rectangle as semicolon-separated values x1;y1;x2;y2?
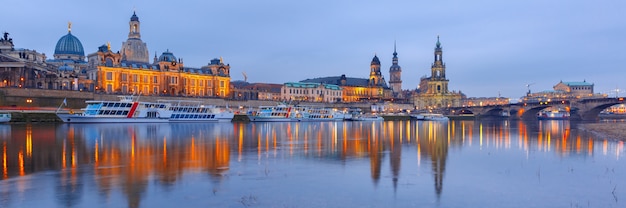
220;80;225;88
121;73;127;82
153;76;158;84
132;74;138;82
207;80;212;87
143;75;148;83
106;72;113;81
199;79;203;86
107;84;112;92
153;87;158;94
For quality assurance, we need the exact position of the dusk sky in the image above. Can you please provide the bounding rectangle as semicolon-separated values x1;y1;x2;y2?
2;0;625;99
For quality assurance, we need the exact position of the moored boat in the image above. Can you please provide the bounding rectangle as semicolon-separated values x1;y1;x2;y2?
348;114;384;121
0;113;11;123
56;96;172;123
160;100;234;122
538;109;569;120
247;104;301;122
420;113;449;121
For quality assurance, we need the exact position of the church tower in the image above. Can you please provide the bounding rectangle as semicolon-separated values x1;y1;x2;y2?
388;42;402;96
428;36;449;94
120;11;150;64
369;55;384;86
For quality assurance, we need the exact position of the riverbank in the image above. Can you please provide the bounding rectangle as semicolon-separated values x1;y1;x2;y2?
578;123;626;141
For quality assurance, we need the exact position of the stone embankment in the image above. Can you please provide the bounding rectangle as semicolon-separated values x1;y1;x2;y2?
578;123;626;141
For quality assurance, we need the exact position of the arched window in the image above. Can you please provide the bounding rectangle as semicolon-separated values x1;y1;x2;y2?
105;58;113;67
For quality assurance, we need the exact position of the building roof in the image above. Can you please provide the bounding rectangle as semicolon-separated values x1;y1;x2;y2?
54;32;84;56
302;75;389;88
562;81;593;86
284;82;341;90
158;50;176;62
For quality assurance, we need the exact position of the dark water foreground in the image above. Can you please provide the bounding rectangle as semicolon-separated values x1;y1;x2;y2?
0;120;624;208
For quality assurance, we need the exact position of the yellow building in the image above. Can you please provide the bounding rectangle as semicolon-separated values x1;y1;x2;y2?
86;12;230;97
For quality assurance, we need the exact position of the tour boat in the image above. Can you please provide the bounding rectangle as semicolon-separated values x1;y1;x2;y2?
56;96;172;123
300;106;348;121
247;104;302;122
0;113;11;123
420;113;449;121
161;100;234;122
347;114;384;121
538;109;570;120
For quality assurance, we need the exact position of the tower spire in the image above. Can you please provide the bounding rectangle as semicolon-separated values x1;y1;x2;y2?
68;21;72;33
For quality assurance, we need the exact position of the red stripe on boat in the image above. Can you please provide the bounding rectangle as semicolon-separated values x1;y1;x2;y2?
127;102;139;118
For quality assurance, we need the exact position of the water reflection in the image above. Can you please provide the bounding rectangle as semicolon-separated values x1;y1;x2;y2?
0;120;624;207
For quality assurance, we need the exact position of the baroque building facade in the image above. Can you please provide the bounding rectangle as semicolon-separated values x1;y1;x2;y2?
86;12;230;97
301;55;393;102
412;37;464;110
281;82;342;102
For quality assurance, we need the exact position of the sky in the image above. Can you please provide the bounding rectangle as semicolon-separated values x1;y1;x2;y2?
1;0;625;99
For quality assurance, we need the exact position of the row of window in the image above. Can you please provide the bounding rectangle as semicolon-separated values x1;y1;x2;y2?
171;114;216;119
105;72;223;87
170;107;213;113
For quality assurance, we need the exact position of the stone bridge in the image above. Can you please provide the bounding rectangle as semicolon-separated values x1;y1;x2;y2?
447;97;625;121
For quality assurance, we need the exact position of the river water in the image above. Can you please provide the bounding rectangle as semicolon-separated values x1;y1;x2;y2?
0;120;624;208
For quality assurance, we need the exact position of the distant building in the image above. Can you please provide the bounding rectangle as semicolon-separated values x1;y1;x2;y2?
462;97;509;107
0;32;51;89
301;55;393;102
85;12;230;97
281;82;342;102
524;80;602;102
553;81;594;98
46;22;93;91
412;36;464;110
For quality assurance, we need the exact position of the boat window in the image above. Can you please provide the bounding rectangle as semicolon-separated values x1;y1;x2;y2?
210;115;215;118
116;111;124;115
123;111;129;115
113;103;120;107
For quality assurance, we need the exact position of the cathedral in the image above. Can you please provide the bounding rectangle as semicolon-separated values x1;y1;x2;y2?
85;12;231;97
412;37;464;110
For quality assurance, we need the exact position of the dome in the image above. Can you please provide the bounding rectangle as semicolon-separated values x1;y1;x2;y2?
371;55;380;65
54;32;84;57
130;11;139;21
158;50;176;62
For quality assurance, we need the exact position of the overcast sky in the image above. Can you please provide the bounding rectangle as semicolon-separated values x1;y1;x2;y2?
2;0;625;99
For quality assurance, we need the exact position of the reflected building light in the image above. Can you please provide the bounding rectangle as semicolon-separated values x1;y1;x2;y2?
94;139;99;165
575;137;582;153
163;136;167;163
587;140;593;156
62;140;67;169
26;125;32;157
18;151;24;176
417;143;421;167
3;142;7;179
617;141;623;160
479;123;483;148
603;140;608;156
238;127;243;162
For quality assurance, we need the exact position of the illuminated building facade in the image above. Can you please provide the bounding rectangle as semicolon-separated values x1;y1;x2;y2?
413;37;463;110
46;22;94;91
553;81;594;97
86;12;230;97
301;55;393;102
281;82;342;102
0;32;51;89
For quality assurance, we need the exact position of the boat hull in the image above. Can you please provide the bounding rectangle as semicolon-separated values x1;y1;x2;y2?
57;114;169;123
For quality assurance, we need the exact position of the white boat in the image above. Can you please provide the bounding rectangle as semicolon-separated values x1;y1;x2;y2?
409;114;424;120
247;104;302;122
0;113;11;123
300;106;348;121
160;100;234;122
420;113;449;121
56;96;172;123
538;109;569;120
348;114;384;121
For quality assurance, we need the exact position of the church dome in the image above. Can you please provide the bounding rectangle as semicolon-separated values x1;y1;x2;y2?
54;32;84;57
371;55;380;65
130;11;139;21
158;50;176;62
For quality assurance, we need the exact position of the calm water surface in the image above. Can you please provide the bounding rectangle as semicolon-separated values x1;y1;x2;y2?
0;120;624;208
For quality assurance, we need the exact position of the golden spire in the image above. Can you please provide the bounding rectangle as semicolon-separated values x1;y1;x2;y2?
107;42;111;51
220;56;223;64
68;21;72;32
